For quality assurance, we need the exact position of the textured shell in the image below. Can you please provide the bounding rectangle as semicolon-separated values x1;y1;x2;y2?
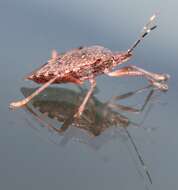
27;46;115;84
59;45;113;69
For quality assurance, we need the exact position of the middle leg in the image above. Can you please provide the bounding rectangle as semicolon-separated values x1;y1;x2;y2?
74;78;96;118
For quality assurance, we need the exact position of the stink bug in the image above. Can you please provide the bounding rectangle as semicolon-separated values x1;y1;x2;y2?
10;14;169;118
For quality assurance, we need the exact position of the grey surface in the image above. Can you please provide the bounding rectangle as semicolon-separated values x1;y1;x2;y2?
0;0;178;190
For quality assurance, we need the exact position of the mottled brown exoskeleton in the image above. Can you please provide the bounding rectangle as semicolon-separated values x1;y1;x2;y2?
10;14;169;118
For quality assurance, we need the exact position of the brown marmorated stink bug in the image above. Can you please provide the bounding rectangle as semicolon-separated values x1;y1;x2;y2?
10;14;169;118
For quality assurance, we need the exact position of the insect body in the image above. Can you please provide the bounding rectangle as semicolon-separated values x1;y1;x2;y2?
27;46;131;84
10;14;169;118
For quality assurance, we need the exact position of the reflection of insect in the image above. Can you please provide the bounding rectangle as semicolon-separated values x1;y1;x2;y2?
10;14;169;118
23;85;157;184
22;85;155;136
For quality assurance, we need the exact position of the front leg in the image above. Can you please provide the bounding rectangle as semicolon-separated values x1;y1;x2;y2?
107;66;169;91
107;85;154;113
74;78;96;118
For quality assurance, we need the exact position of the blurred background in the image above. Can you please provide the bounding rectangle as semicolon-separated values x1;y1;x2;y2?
0;0;178;190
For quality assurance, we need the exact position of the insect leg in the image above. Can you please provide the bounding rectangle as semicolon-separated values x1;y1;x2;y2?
74;78;96;118
9;76;59;109
107;87;154;113
108;85;151;101
107;66;169;91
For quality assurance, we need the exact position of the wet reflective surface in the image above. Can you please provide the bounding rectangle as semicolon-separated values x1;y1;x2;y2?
1;0;178;190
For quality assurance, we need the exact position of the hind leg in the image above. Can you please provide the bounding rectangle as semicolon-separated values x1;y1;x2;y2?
9;76;59;109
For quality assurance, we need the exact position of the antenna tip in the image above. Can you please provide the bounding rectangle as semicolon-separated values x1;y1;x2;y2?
150;11;160;21
150;14;156;21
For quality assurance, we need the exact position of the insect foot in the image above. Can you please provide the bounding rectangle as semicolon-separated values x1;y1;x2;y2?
151;81;169;91
9;101;26;109
149;73;170;91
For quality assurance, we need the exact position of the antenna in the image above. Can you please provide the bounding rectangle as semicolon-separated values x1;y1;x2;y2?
128;14;158;54
125;128;152;184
